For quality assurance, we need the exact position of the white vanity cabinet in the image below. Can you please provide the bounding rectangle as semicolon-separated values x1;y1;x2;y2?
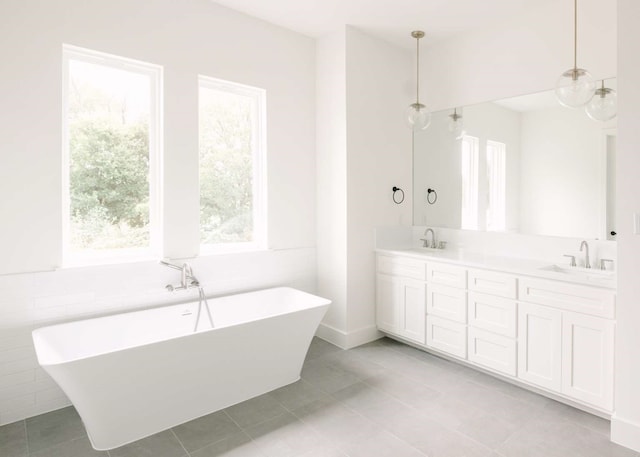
375;250;616;413
375;255;427;344
517;278;615;410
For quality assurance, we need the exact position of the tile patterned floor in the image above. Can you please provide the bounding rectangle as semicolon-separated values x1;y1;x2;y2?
2;337;639;457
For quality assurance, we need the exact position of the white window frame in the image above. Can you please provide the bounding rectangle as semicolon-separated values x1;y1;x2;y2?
62;44;163;266
486;140;506;231
461;135;479;230
198;75;267;254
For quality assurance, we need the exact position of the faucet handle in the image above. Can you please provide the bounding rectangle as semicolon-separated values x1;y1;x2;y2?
563;254;577;267
599;259;614;271
419;238;430;248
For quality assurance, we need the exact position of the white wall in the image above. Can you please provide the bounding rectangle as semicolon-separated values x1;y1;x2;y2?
611;0;640;451
345;27;413;341
0;0;316;425
316;27;412;348
316;30;348;337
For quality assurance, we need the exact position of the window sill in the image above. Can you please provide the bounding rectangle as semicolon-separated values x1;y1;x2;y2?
199;242;267;257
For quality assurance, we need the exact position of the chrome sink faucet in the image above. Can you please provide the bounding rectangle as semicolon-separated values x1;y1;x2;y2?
421;228;436;248
580;241;591;269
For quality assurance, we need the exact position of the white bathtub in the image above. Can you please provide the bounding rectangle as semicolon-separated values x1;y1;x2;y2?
32;287;330;450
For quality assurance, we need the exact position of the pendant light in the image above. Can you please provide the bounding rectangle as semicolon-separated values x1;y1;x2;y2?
407;30;431;130
555;0;596;108
585;80;617;121
448;108;466;139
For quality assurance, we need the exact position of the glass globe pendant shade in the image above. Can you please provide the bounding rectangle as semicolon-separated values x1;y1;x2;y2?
407;102;431;131
555;68;596;108
448;110;465;139
585;86;617;121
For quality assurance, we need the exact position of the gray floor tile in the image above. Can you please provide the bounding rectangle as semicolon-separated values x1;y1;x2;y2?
0;420;28;457
298;445;349;456
363;369;439;407
341;430;425;457
29;436;107;457
538;399;611;436
172;410;241;454
243;412;323;457
270;379;329;411
456;410;523;449
320;350;387;380
26;407;87;453
189;431;265;457
108;430;186;457
224;393;287;429
291;397;381;447
305;338;342;361
403;420;493;457
301;358;361;394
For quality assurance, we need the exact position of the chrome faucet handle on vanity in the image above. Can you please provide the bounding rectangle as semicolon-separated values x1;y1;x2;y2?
563;254;577;267
600;259;614;271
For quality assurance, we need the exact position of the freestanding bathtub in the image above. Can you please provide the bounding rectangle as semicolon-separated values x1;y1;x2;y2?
32;287;330;450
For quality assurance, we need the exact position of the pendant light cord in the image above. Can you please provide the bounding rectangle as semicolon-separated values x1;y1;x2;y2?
574;0;578;71
416;35;420;105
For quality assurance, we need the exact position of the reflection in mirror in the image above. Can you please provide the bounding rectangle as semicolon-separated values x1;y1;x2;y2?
413;80;617;240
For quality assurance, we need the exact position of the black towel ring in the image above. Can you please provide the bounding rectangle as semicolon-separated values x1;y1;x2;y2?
392;186;405;204
427;188;438;205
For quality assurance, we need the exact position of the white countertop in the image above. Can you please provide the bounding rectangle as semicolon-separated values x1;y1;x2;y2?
375;247;616;290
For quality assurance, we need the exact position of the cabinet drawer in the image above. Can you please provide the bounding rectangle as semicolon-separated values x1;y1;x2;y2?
427;263;467;288
468;269;517;299
468;292;517;337
518;277;615;319
426;315;467;359
377;255;426;281
427;284;467;323
468;327;517;376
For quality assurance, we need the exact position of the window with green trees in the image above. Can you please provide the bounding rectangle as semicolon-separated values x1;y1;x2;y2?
63;46;161;261
199;77;265;250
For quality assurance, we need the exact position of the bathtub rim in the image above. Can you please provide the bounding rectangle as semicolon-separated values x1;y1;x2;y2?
32;286;331;367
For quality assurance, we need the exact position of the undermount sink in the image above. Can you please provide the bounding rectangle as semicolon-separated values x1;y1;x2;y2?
538;264;615;281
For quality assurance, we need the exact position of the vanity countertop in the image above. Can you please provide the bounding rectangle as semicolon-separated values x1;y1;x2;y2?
375;247;616;290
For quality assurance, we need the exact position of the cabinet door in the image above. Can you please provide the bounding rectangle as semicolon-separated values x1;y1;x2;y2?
397;278;426;344
468;292;517;337
517;302;562;392
376;274;397;333
468;327;516;376
562;312;614;410
427;283;467;323
426;315;467;358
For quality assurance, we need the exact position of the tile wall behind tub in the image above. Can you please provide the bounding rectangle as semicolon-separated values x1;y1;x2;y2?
0;248;317;425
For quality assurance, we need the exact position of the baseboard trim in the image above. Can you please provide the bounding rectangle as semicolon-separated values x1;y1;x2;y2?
612;416;640;452
315;323;382;349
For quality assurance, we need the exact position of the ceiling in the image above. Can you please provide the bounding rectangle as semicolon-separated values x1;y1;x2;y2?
210;0;556;48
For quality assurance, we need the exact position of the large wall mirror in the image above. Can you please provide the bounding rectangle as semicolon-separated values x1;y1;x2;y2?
413;79;617;240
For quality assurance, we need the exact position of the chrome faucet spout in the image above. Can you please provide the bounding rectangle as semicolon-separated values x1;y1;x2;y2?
580;241;591;269
422;228;436;248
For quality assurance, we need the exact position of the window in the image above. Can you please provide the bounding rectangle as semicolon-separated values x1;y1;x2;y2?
486;140;506;231
62;45;162;263
198;76;266;252
461;135;479;230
